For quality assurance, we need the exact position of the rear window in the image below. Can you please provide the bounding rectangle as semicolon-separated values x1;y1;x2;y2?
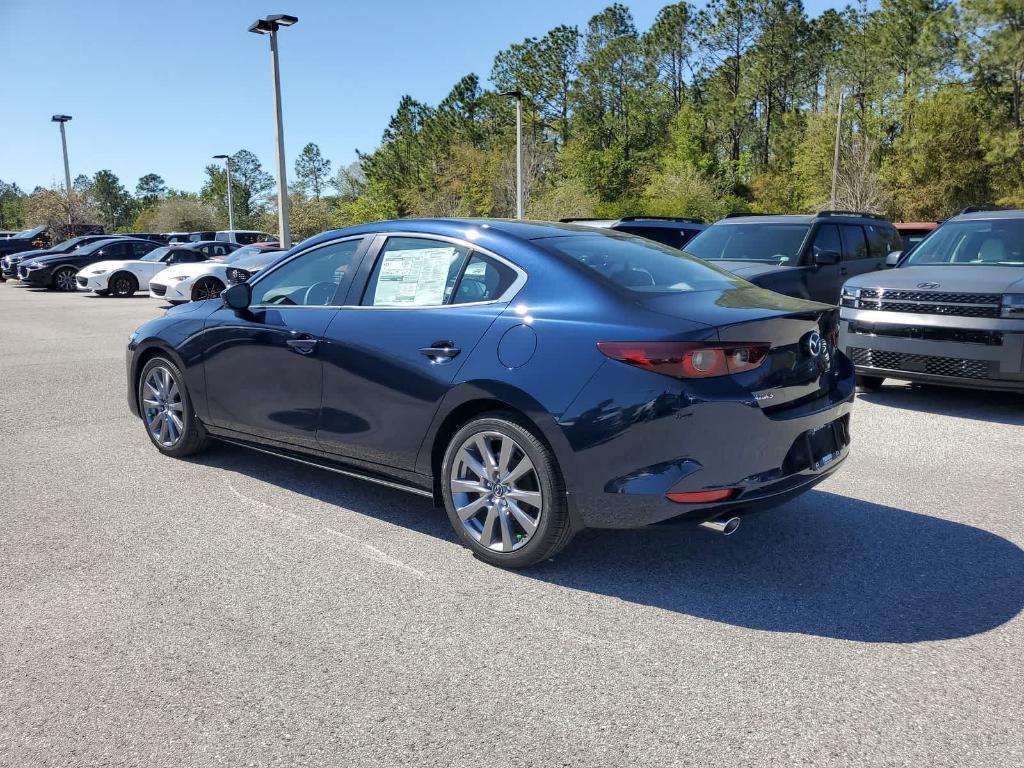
536;232;741;294
684;223;810;264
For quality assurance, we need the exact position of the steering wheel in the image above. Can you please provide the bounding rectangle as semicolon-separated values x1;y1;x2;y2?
303;281;338;306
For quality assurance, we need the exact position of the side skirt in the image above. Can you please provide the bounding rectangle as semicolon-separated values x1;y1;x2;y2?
212;435;434;499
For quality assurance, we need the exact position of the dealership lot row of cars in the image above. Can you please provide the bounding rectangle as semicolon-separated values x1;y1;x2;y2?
2;208;1022;567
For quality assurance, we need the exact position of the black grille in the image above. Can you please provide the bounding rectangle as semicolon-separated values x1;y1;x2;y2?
855;289;1002;319
848;347;993;380
76;277;88;286
859;289;1000;304
847;322;1003;346
150;283;167;297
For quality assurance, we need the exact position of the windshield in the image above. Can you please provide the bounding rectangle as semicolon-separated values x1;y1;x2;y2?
684;223;810;264
77;239;119;256
14;226;46;240
536;232;742;293
141;247;172;262
54;236;90;251
903;219;1024;267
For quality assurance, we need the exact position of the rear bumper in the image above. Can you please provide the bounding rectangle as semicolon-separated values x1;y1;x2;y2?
839;309;1024;392
557;355;856;529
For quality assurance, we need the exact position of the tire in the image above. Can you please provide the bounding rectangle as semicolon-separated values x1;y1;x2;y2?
138;356;209;457
192;277;224;302
110;272;137;297
441;413;573;568
53;267;77;292
856;374;885;392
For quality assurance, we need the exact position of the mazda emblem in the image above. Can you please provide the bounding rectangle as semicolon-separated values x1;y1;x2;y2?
803;331;822;357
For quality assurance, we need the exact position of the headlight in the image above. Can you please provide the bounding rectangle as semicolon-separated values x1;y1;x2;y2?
1001;294;1024;318
29;263;47;270
88;269;108;276
841;286;861;308
169;275;192;282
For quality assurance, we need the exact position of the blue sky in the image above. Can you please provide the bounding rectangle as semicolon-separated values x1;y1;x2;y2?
2;0;849;195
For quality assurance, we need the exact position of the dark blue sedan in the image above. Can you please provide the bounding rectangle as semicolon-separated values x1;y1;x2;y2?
127;219;855;568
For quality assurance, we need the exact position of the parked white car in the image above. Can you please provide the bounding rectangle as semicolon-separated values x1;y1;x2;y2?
149;244;284;303
75;245;212;297
214;230;278;245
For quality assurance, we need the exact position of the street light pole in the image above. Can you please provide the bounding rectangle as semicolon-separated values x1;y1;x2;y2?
830;89;845;210
249;14;298;248
213;155;235;231
500;91;524;220
51;115;73;226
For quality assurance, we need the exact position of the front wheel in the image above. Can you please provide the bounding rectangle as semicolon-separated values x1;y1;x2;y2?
191;278;224;302
53;267;77;292
441;414;573;568
138;356;209;457
110;272;138;297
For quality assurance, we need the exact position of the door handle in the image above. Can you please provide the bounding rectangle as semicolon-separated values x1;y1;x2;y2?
419;340;461;363
286;334;318;355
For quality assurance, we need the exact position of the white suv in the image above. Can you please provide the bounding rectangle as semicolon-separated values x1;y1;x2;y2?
214;230;277;245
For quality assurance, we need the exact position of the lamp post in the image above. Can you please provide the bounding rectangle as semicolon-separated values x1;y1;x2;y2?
499;90;524;220
213;154;235;231
829;90;845;210
51;115;73;226
249;13;298;247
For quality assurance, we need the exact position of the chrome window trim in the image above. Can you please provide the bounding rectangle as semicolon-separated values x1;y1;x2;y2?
245;231;527;311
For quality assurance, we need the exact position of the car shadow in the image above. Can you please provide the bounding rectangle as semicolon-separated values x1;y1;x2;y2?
858;383;1024;426
193;444;1024;644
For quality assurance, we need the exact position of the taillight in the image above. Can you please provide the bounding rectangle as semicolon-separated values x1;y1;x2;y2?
597;341;769;379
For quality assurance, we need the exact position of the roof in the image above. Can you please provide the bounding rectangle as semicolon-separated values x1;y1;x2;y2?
895;222;938;231
951;209;1024;221
718;214;814;225
321;218;610;243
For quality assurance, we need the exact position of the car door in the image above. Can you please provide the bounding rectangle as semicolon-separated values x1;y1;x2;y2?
316;235;523;471
201;236;368;449
805;223;845;302
838;224;879;284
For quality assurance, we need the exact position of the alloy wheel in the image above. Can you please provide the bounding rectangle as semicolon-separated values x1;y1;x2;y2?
113;275;133;296
449;431;544;553
55;269;76;291
142;366;185;448
193;279;221;301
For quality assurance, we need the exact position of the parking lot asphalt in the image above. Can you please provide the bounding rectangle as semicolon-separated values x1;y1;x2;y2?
1;284;1022;768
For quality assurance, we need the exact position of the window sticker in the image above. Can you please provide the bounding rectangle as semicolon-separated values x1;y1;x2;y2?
373;247;458;306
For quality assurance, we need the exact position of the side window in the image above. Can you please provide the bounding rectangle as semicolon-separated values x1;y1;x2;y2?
213;245;228;256
838;225;869;261
865;224;890;258
887;227;904;253
214;232;229;242
451;254;518;304
236;232;261;245
811;224;842;259
363;237;471;307
252;238;362;306
132;242;155;258
108;242;130;259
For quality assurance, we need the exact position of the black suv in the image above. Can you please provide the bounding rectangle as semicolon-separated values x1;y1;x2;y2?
684;211;902;304
559;216;707;251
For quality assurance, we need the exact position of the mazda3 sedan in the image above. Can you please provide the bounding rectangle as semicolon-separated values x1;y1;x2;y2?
127;219;854;568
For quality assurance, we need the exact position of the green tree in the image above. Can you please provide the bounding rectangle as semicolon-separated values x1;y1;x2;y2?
294;143;332;200
90;170;134;230
135;173;167;209
201;149;274;228
643;2;696;110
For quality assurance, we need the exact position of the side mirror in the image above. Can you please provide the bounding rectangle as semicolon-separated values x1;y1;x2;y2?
223;281;251;310
885;250;902;267
814;249;840;266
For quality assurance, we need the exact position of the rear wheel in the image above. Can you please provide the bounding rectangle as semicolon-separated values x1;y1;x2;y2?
53;267;77;292
441;414;573;568
856;374;885;392
192;278;224;302
138;356;209;457
110;272;137;297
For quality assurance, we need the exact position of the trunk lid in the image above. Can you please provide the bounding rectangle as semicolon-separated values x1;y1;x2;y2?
644;286;839;408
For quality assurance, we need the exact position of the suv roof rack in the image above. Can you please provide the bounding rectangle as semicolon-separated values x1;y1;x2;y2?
617;215;704;224
723;211;769;218
558;217;614;222
816;209;886;220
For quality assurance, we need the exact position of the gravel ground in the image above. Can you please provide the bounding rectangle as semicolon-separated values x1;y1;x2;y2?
1;284;1022;768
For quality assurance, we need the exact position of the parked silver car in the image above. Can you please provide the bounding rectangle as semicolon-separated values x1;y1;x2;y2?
838;209;1024;393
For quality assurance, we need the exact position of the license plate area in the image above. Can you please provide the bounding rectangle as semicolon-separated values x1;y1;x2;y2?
781;416;850;475
807;423;840;470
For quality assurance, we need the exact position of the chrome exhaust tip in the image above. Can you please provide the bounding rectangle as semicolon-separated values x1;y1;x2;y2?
699;516;741;535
